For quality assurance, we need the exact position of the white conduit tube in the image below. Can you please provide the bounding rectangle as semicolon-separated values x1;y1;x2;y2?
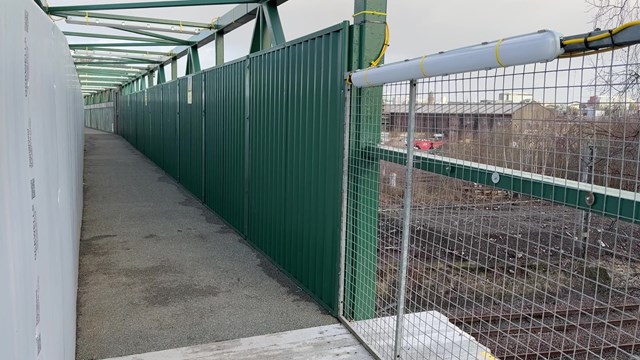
350;30;564;88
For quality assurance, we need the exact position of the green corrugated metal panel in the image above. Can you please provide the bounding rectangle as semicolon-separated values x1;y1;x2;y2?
179;74;204;200
144;90;152;158
148;86;164;168
162;81;179;179
113;23;348;314
136;91;146;153
204;60;246;233
246;23;348;313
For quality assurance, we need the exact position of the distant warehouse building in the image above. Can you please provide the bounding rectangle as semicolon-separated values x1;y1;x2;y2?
383;102;557;142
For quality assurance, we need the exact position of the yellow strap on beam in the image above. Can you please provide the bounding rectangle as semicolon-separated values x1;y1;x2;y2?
352;10;388;17
495;38;506;67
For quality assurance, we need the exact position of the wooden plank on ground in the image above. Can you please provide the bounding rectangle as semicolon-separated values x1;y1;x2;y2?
103;323;373;360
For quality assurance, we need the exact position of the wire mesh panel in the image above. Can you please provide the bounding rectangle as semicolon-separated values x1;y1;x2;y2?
343;47;640;359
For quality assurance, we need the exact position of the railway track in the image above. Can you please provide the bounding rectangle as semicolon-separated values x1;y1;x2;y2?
452;304;640;359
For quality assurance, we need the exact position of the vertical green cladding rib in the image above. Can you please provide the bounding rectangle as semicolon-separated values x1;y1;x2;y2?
346;0;387;321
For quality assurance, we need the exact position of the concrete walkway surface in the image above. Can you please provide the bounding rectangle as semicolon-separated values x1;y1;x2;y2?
77;129;336;360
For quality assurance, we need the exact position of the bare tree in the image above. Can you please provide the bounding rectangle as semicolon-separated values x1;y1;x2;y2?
586;0;640;98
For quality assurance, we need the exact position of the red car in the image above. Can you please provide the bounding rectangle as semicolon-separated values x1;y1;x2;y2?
414;139;446;150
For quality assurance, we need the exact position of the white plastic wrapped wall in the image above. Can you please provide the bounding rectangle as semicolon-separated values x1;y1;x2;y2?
84;102;115;133
0;1;84;359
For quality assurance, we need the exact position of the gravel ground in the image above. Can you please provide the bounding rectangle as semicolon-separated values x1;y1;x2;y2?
375;163;640;359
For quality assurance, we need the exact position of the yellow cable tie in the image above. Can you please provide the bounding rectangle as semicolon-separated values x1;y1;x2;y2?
180;20;183;33
495;38;506;67
85;11;89;25
352;10;388;17
419;54;428;77
363;68;372;86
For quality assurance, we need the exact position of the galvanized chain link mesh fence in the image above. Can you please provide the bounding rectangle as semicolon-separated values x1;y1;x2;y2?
341;47;640;359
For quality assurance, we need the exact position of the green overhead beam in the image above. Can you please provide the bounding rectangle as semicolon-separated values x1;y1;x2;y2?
77;70;142;77
75;61;160;65
73;55;163;63
81;81;123;86
108;27;193;45
50;10;212;28
80;75;135;80
69;42;178;48
63;31;177;44
76;64;148;70
47;0;259;12
149;1;289;69
75;48;175;56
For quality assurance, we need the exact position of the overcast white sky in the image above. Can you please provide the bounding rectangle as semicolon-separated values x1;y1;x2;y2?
52;0;595;74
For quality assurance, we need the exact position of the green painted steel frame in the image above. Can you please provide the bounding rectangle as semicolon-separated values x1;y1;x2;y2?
47;0;260;12
51;10;212;29
375;147;640;225
343;0;387;321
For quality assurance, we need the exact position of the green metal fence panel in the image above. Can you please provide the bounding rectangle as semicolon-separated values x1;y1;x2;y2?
179;74;204;200
143;90;151;158
137;91;146;154
161;81;179;180
148;86;164;168
203;60;246;233
115;23;349;315
247;23;348;313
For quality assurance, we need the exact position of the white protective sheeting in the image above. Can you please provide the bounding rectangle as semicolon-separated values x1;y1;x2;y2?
0;1;84;359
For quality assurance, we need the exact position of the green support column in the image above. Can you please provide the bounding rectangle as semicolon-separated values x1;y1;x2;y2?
346;0;387;321
148;70;155;88
186;46;201;75
157;66;166;84
249;2;285;53
171;57;178;80
215;32;224;66
249;7;269;53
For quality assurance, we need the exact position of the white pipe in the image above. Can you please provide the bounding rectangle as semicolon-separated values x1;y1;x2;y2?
350;30;564;88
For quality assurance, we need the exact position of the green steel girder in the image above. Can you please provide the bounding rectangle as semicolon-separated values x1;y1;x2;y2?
75;48;175;56
215;32;224;65
157;66;167;84
107;27;193;45
50;10;212;29
77;69;142;76
171;57;178;80
76;64;148;70
63;31;178;44
375;147;640;225
75;61;159;65
79;74;134;79
250;6;269;53
73;55;163;64
46;0;259;12
185;46;201;74
346;0;388;322
147;70;155;88
249;0;287;53
81;81;123;86
262;1;285;46
69;42;178;48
